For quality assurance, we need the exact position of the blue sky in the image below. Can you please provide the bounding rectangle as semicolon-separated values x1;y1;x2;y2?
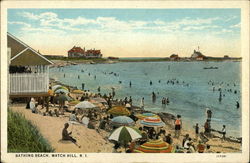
8;9;241;57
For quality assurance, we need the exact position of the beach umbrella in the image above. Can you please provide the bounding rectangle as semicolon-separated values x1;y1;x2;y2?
91;97;107;104
55;94;73;102
125;103;131;108
72;89;84;94
75;101;96;109
54;86;69;92
54;88;69;94
140;117;165;127
52;85;62;91
108;106;131;116
111;116;135;127
136;112;159;120
133;139;174;153
108;126;142;144
69;100;80;105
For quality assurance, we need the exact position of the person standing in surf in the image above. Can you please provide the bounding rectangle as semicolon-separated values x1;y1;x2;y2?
140;97;145;110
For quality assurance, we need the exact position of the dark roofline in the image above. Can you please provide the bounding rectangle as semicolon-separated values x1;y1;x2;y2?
7;32;54;64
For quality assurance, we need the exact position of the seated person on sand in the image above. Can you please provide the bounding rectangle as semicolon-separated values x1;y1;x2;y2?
197;140;206;153
30;98;38;113
81;115;89;127
62;123;81;148
69;111;78;122
87;121;95;129
54;109;59;117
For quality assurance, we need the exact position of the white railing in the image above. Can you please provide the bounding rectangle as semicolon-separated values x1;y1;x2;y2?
9;73;49;94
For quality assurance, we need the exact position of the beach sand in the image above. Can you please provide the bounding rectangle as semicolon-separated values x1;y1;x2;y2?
10;104;113;153
9;104;241;153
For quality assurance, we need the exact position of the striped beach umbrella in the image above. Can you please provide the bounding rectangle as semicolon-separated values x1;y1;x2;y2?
108;126;142;144
54;88;69;94
111;116;135;127
140;117;165;127
54;86;69;92
136;112;159;120
133;139;174;153
108;106;131;116
52;85;62;91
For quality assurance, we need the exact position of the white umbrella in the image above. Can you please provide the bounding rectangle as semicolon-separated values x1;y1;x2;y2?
75;101;96;109
91;97;107;103
108;126;141;142
125;103;131;108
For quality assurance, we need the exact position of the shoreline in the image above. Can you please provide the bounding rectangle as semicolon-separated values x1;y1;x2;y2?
49;77;242;143
49;58;242;68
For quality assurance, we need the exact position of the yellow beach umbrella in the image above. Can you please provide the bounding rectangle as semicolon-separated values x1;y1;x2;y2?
108;106;131;116
72;89;84;94
136;112;159;120
134;139;174;153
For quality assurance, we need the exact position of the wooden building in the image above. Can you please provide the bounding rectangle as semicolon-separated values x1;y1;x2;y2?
7;32;53;98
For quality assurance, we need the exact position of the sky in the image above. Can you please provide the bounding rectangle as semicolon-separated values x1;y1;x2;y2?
8;9;241;57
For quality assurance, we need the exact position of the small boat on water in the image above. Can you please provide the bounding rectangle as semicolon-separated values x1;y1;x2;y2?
203;66;218;69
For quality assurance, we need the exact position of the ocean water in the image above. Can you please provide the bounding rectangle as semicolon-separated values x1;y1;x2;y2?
50;61;242;137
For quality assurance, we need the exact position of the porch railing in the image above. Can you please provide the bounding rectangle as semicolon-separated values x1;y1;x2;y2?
9;73;49;94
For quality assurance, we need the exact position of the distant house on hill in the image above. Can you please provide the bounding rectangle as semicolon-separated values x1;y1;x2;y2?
68;46;102;58
170;54;180;61
85;49;102;58
7;32;53;98
68;46;85;58
191;49;206;61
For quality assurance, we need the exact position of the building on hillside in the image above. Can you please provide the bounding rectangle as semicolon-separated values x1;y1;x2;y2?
85;49;102;58
68;46;102;58
196;55;205;61
170;54;180;61
191;47;206;60
7;32;53;99
68;46;85;58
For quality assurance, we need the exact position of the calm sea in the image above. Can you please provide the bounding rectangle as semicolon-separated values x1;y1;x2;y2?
50;61;242;137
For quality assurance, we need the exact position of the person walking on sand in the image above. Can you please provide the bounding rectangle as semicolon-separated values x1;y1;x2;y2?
174;115;182;138
221;125;226;141
62;123;81;148
194;123;199;141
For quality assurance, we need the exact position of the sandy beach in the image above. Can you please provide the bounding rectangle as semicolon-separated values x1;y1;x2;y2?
10;104;113;153
9;102;241;153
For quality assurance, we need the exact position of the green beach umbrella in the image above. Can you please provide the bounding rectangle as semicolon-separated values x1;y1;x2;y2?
108;126;142;145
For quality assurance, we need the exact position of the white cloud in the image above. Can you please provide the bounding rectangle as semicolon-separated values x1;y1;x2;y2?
230;23;240;28
19;11;223;34
8;21;31;28
183;25;219;31
12;11;240;57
